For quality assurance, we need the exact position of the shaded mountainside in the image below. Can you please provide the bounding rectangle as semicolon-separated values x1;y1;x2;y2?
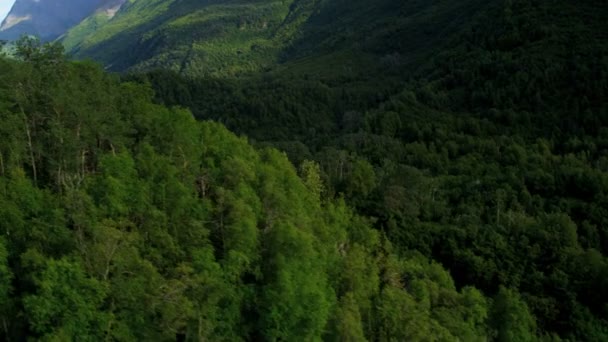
123;0;608;144
63;0;493;77
0;0;126;41
63;0;299;75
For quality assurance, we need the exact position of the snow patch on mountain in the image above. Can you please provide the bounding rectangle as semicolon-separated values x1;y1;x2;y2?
1;14;31;31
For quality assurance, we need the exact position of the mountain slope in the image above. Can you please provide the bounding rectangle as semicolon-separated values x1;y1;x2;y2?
64;0;297;75
0;0;126;41
62;0;492;77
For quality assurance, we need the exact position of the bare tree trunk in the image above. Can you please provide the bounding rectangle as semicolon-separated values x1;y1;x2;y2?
20;107;37;186
198;314;204;342
2;317;9;342
104;300;115;342
496;206;501;226
15;83;37;185
57;165;62;190
0;152;4;177
77;123;87;178
81;149;87;180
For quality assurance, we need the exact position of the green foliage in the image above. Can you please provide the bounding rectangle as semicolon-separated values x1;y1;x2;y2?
63;0;297;76
118;0;608;340
0;41;500;341
300;160;325;200
0;238;11;327
489;287;537;342
62;0;491;80
331;293;366;342
23;256;107;340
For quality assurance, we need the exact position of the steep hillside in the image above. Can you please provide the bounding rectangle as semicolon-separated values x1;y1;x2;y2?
64;0;298;75
63;0;491;77
0;0;125;41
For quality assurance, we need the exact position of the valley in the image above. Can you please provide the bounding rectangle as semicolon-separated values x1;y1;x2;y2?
0;0;607;340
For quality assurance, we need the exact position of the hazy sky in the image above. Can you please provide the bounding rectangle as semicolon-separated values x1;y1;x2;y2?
0;0;16;22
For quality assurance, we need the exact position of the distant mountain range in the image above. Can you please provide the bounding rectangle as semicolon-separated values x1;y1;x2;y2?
0;0;126;41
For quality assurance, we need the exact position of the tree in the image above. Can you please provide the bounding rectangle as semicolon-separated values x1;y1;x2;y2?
14;36;65;67
23;256;107;340
489;287;538;342
0;238;12;339
330;293;367;342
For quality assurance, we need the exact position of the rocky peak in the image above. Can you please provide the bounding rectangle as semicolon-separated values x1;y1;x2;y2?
0;0;126;41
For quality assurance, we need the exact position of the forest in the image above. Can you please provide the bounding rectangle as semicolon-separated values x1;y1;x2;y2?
124;0;608;340
0;0;607;340
0;38;540;341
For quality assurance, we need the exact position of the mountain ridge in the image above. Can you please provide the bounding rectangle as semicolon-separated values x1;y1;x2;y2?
0;0;126;41
61;0;493;77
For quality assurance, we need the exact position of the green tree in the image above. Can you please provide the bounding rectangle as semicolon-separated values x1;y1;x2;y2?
23;256;107;340
0;238;12;338
331;293;367;342
489;287;538;342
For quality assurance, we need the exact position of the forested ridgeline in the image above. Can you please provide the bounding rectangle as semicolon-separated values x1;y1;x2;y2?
124;0;608;340
0;39;539;341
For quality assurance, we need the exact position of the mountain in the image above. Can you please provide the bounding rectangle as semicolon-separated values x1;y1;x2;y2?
62;0;315;75
61;0;492;77
0;0;126;41
70;0;607;140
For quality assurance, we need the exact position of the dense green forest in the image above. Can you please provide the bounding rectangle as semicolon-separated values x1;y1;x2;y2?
0;38;541;341
1;0;607;340
123;0;608;340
